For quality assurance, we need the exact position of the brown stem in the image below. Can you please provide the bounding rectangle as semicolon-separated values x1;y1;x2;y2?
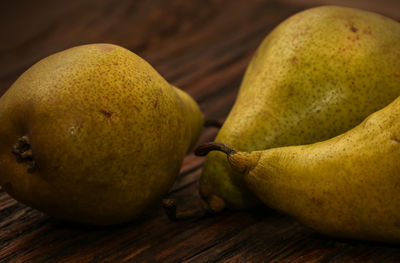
162;197;209;221
203;119;223;129
195;142;237;157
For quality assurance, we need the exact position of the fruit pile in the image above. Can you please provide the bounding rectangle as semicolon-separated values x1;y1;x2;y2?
0;6;399;243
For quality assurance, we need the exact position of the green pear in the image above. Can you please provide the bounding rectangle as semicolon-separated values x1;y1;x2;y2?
0;44;204;225
200;5;400;212
196;93;400;243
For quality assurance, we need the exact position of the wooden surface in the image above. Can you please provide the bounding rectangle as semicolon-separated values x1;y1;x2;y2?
1;0;400;262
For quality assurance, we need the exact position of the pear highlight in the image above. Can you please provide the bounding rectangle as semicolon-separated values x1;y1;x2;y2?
199;5;400;211
196;94;400;243
0;44;204;225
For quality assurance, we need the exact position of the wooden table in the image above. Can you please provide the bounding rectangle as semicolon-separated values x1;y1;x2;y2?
1;0;400;262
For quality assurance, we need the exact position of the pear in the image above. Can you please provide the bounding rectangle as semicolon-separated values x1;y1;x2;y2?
200;5;400;212
0;44;204;225
196;93;400;243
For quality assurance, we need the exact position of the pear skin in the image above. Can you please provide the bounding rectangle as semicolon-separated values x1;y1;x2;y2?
0;44;204;225
200;5;400;211
197;95;400;243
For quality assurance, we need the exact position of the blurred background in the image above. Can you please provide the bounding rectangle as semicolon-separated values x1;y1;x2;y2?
1;0;399;104
1;0;400;262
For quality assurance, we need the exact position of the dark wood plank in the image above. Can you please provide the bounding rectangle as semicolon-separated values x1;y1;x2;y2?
1;0;400;262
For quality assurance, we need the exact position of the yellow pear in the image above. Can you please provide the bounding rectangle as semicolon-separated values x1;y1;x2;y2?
0;44;204;225
200;6;400;212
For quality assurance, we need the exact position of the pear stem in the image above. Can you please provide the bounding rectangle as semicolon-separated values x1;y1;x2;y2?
162;198;209;220
195;142;237;157
203;119;223;129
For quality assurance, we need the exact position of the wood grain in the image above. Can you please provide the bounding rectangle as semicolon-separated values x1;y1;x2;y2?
1;0;400;262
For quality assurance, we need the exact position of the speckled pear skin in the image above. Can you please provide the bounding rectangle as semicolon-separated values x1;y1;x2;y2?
0;44;204;225
200;6;400;210
239;95;400;243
